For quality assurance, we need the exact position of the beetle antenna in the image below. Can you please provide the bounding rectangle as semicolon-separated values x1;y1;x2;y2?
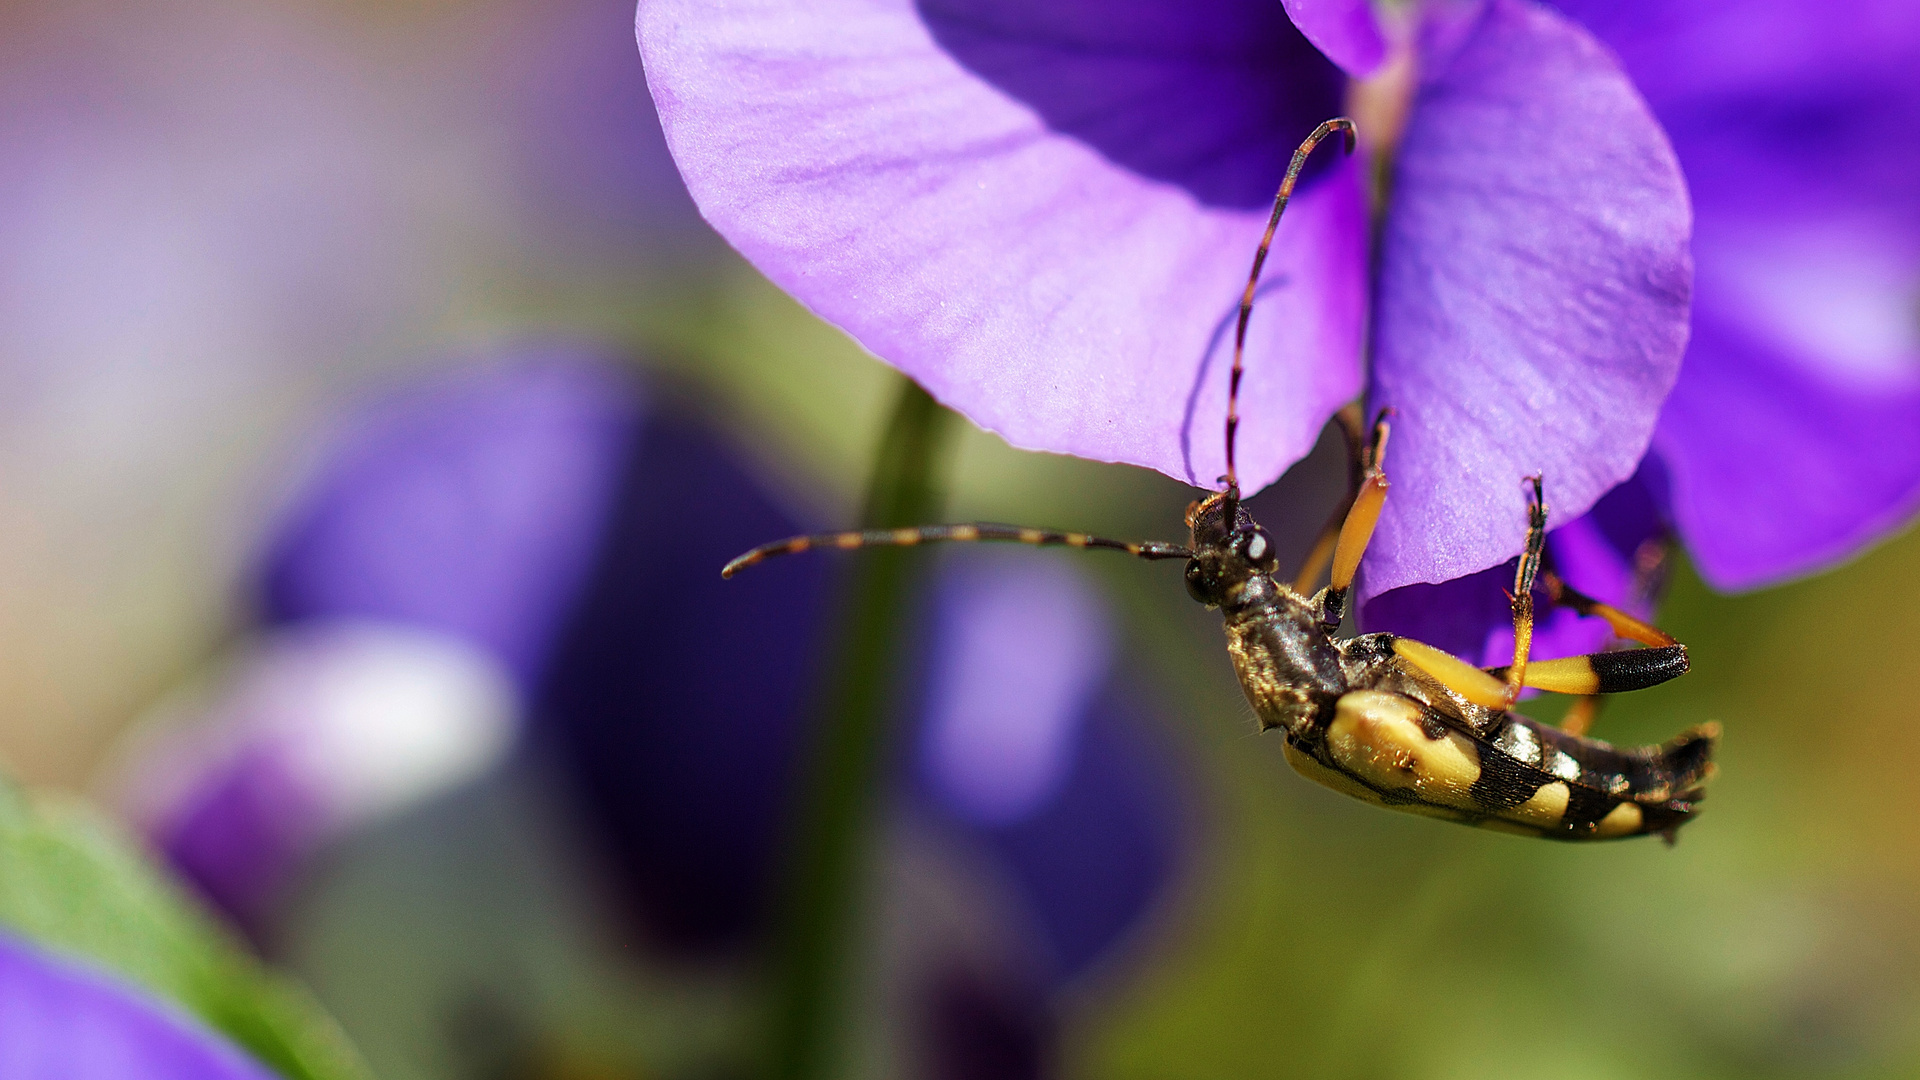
1223;117;1357;520
722;523;1192;578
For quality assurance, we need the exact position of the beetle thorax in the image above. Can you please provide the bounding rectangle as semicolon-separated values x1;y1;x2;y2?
1222;586;1344;735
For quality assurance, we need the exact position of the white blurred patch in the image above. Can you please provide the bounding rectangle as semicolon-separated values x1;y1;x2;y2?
106;620;519;840
919;557;1112;826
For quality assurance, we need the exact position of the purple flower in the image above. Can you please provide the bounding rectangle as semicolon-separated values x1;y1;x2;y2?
1558;0;1920;591
118;621;521;937
1365;1;1920;662
259;358;637;690
1363;456;1669;664
116;354;619;935
912;554;1186;984
112;354;1188;1069
0;932;273;1080
636;0;1692;593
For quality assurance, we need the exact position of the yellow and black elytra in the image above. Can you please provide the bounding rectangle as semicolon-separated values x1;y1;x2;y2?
722;118;1717;843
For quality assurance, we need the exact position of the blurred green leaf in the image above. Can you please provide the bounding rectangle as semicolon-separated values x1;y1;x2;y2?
0;774;374;1080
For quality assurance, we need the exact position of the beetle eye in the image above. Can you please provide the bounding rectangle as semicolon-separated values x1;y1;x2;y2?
1236;527;1278;572
1183;560;1213;605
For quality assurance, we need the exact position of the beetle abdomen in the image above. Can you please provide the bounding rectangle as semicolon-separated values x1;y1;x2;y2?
1283;690;1717;841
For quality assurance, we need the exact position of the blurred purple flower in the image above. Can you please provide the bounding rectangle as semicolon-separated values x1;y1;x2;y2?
1559;0;1920;591
114;354;1188;1071
912;555;1185;984
1365;1;1920;662
0;932;273;1080
260;359;636;689
511;365;1187;982
117;355;618;935
636;0;1693;594
119;621;520;937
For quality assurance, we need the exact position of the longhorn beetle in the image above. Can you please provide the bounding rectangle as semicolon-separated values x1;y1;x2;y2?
723;118;1717;842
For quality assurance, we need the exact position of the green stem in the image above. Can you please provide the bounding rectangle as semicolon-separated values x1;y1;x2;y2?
768;375;955;1080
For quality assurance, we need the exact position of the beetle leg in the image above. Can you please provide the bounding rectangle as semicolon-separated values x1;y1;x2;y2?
1534;536;1681;732
1318;408;1392;627
1392;637;1512;710
1499;476;1548;706
1539;568;1677;648
1559;695;1602;737
1291;403;1366;594
1485;644;1689;696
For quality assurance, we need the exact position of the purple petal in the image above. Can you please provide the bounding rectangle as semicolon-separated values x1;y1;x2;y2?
1363;0;1691;596
158;745;321;939
919;555;1112;825
1362;461;1670;667
261;353;636;687
0;933;274;1080
914;554;1186;983
1550;0;1920;589
139;624;518;935
1548;459;1670;619
639;0;1368;491
973;688;1184;983
1654;303;1920;590
159;356;835;959
1359;564;1520;669
1547;0;1920;106
1281;0;1388;77
1653;123;1920;590
538;406;835;955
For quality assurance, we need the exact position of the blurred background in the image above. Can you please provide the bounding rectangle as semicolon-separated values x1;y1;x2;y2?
5;1;1920;1078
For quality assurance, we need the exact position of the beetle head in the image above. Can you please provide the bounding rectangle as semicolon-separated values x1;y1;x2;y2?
1182;492;1279;607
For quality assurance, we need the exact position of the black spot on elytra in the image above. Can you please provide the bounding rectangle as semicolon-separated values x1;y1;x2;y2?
1559;785;1619;838
1469;718;1549;813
